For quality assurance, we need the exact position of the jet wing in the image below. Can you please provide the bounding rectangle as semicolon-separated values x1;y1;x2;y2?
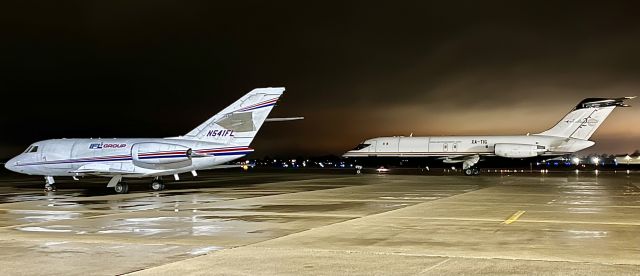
440;155;475;162
208;164;255;170
440;154;480;169
69;164;140;176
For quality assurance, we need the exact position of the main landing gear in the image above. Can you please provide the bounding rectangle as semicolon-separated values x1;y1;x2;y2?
463;166;480;176
107;176;168;194
462;155;481;176
114;182;129;194
150;178;165;191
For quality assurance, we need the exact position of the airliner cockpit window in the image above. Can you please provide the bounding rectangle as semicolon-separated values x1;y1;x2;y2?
23;146;32;153
29;146;39;153
352;144;371;150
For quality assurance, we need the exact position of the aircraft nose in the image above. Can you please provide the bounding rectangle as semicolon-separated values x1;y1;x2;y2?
4;157;18;173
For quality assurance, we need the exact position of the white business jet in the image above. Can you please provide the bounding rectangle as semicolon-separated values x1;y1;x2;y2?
5;87;285;193
344;97;634;175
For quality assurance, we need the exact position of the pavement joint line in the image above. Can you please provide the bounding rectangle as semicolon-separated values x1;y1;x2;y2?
377;216;640;226
502;210;526;224
0;208;113;213
236;247;640;267
268;198;439;203
419;258;451;274
420;201;640;208
282;246;640;268
460;193;640;198
0;233;224;247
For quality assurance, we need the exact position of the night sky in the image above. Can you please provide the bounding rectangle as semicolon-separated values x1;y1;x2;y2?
2;1;640;159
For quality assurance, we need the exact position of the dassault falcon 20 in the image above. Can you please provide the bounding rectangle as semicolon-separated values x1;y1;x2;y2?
5;87;286;193
344;97;635;175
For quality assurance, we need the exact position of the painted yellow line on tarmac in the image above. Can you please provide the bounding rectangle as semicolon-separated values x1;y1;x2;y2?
503;210;526;224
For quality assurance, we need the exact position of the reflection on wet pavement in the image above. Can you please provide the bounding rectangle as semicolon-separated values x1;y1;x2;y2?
0;172;640;275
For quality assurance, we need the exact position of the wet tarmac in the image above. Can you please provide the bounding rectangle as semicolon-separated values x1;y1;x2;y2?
1;170;640;275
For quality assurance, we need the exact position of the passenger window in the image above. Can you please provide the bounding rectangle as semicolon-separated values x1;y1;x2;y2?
29;146;39;153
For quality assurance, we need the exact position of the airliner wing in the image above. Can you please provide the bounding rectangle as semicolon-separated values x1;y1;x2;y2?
439;154;474;162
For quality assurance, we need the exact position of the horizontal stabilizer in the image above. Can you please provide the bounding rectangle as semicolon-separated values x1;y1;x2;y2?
265;117;304;122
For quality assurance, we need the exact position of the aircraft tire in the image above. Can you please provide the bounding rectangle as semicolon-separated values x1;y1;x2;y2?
472;168;480;175
464;169;474;176
115;183;129;194
44;185;56;192
151;181;165;191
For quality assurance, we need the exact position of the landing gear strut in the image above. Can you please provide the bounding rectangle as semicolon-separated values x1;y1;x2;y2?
44;176;57;192
150;178;165;191
463;166;480;176
114;182;129;194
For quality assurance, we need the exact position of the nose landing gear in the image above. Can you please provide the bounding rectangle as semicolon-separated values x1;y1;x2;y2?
44;176;57;192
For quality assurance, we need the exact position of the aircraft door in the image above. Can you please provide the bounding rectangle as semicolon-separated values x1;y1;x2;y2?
376;137;399;152
42;140;75;169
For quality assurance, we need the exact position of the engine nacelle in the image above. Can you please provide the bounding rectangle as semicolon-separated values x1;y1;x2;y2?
494;143;545;158
132;143;193;169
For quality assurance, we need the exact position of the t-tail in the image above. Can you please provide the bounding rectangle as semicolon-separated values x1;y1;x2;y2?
536;97;635;139
183;87;285;146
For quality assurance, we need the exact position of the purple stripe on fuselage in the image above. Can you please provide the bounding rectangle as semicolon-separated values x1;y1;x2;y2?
16;148;252;166
138;155;187;159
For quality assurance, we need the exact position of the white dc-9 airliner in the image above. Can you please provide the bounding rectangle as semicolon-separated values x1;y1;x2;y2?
5;87;285;193
344;97;634;175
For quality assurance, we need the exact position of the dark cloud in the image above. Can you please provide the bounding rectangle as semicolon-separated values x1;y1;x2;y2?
2;1;640;158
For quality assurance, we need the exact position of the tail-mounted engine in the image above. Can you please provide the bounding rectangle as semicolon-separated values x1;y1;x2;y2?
132;143;194;169
494;143;546;158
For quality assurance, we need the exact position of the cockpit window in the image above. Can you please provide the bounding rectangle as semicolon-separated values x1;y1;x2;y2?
24;146;32;153
29;146;39;153
352;143;371;151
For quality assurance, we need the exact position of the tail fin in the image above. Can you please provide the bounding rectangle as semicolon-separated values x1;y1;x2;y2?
536;97;634;139
184;87;285;146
